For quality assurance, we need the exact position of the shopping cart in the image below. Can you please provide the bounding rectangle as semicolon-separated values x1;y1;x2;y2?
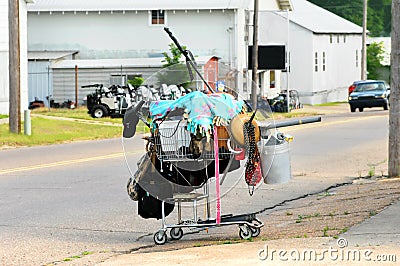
149;118;264;245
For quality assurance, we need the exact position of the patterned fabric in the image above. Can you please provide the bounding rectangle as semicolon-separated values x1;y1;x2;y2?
244;120;262;195
150;91;244;137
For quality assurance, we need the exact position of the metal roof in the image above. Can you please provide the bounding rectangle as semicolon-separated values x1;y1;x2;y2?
280;0;363;34
28;50;79;60
27;0;252;12
51;56;217;69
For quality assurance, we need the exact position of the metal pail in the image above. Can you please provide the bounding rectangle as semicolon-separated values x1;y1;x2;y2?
259;137;292;184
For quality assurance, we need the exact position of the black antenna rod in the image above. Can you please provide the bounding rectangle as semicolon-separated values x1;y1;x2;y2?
248;108;258;123
164;27;215;93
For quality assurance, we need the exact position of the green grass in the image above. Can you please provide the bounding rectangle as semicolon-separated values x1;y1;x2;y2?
81;251;93;256
32;107;150;133
255;110;321;122
296;215;304;223
61;251;93;263
273;111;321;119
31;107;120;123
323;226;330;237
340;227;349;234
1;102;321;149
313;102;347;107
0;114;8;119
0;117;122;148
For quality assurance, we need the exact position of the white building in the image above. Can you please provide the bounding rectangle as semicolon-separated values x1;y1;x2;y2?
27;0;362;105
0;0;33;115
260;0;362;104
259;0;363;104
27;0;292;104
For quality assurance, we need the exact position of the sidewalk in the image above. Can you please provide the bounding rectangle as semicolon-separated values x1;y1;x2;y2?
98;177;400;265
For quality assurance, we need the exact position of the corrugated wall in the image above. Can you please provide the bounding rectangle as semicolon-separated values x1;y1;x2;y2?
28;61;52;104
0;0;9;113
52;67;162;104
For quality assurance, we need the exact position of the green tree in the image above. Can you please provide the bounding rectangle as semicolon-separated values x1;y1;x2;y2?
161;43;186;67
157;43;191;88
380;0;392;35
367;42;385;79
127;77;144;88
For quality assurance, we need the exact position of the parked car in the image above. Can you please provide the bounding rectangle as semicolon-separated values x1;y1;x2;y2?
348;80;390;112
348;80;374;95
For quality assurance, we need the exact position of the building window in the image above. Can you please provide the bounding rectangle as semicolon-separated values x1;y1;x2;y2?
330;35;332;44
110;74;142;86
356;50;359;67
322;52;326;71
270;71;275;88
314;52;318;72
110;75;126;85
337;35;340;43
151;10;165;25
343;35;346;43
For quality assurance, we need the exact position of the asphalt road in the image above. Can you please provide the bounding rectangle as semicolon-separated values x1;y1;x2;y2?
0;109;389;265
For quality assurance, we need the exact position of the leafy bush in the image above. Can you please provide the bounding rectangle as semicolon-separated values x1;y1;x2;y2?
367;42;385;80
127;77;144;88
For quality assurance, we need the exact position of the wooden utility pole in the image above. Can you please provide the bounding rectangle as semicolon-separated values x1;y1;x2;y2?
361;0;368;80
8;0;21;133
389;0;400;177
251;0;259;109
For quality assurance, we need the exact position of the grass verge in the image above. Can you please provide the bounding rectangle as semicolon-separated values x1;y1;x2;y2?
255;109;322;121
313;102;347;107
1;104;324;149
0;117;122;148
31;107;120;123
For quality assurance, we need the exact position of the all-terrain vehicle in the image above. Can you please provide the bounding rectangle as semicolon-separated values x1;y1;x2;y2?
84;84;133;118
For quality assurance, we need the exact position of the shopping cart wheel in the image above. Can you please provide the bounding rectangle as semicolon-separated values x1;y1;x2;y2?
239;225;252;240
250;226;261;237
154;231;167;245
170;228;184;240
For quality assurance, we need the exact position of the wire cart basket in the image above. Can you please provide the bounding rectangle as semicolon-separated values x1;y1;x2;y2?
154;120;234;162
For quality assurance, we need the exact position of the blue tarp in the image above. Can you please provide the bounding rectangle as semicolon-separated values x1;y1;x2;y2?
150;91;244;136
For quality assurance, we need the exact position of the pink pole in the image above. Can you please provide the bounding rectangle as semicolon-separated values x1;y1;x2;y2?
214;127;221;224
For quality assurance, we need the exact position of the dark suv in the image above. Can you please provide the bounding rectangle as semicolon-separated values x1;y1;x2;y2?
348;80;390;112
